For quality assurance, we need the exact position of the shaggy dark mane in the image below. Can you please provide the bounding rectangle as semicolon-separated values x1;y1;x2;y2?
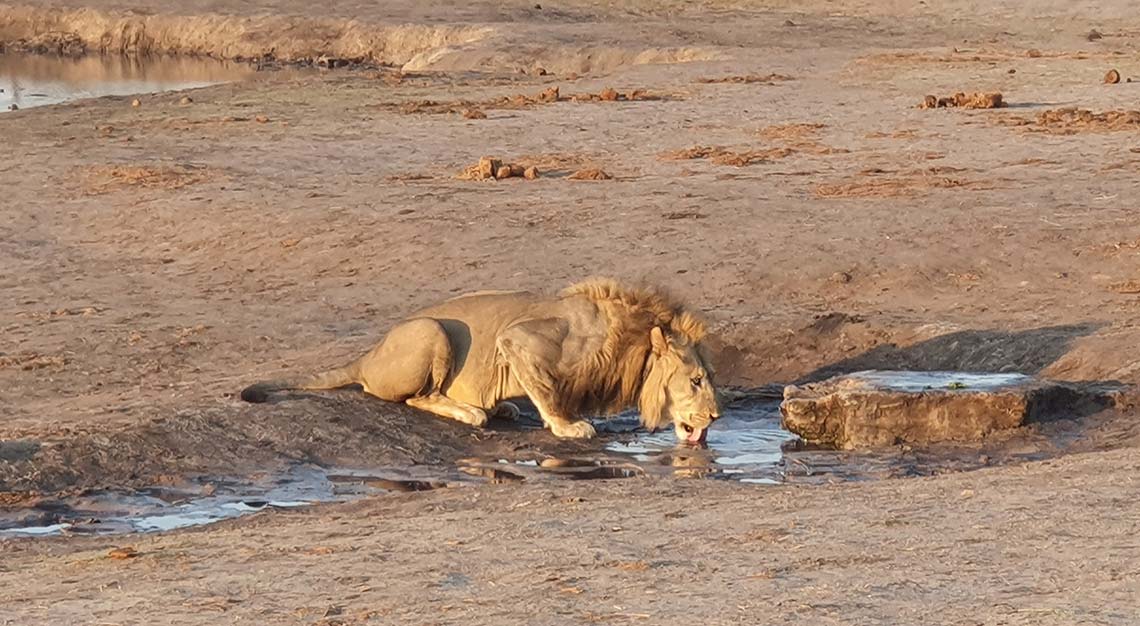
555;277;708;417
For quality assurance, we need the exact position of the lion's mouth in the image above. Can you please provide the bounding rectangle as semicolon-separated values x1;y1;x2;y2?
680;423;708;444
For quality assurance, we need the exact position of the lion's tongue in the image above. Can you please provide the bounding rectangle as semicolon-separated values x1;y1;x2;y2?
687;427;707;443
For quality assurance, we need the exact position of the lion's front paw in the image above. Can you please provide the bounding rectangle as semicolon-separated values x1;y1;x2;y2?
461;408;489;428
551;419;597;439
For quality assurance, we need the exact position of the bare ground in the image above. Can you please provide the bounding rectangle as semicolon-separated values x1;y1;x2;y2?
3;0;1140;623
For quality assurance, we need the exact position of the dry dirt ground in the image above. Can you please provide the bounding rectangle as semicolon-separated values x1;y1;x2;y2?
4;0;1140;623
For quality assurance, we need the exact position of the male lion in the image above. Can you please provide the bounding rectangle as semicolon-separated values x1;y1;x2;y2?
240;277;720;442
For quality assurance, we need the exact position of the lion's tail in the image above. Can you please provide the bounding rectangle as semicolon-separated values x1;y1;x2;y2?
239;361;362;403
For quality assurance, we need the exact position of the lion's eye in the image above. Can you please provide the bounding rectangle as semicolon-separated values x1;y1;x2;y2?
691;376;702;387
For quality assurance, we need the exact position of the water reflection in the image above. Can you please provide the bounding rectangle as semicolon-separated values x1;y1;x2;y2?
0;53;255;111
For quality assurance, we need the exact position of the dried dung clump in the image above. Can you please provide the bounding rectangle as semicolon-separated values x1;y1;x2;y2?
384;86;664;115
659;145;793;167
815;167;997;198
1109;280;1140;295
1104;69;1121;84
1001;108;1140;134
566;168;612;180
920;92;1004;109
0;353;68;370
457;157;540;181
695;74;794;84
757;123;849;155
107;547;140;560
569;88;655;102
757;123;826;140
81;164;210;194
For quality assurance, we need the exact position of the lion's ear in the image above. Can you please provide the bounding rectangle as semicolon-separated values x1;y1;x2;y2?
650;326;668;355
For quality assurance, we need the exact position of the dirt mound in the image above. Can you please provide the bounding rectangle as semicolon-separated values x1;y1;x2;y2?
566;168;612;180
1001;108;1140;134
401;43;722;74
919;92;1004;109
0;5;492;64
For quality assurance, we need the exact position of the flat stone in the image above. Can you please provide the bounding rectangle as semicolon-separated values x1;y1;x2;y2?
779;370;1113;449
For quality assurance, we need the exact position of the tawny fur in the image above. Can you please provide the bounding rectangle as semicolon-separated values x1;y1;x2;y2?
240;276;718;439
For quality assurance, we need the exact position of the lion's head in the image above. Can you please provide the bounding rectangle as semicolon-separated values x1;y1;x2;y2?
640;325;721;444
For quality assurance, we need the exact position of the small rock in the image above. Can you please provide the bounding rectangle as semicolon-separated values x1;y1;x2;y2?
131;98;141;107
7;103;17;111
829;271;852;284
534;3;542;8
254;115;270;123
179;96;193;105
1104;69;1121;84
1007;68;1016;74
462;108;487;119
1087;29;1103;41
599;87;620;101
783;19;797;26
533;67;547;76
1025;48;1042;58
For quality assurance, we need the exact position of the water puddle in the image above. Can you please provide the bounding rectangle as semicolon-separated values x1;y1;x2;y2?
0;54;256;111
0;375;1120;538
0;465;455;538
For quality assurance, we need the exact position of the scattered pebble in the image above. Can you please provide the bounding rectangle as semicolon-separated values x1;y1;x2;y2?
1087;29;1103;41
131;98;141;107
179;96;193;105
1104;69;1121;84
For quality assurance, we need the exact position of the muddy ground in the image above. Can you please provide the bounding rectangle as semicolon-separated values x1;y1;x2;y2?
3;0;1140;623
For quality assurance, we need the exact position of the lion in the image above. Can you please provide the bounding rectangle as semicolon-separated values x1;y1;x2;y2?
240;277;721;442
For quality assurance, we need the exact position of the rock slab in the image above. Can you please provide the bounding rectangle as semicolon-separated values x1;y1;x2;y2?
779;370;1112;449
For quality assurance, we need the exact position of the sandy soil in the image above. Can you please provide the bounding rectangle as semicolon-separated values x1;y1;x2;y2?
4;0;1140;622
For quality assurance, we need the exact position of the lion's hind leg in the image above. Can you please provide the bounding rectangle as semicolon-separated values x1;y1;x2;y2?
360;318;488;429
